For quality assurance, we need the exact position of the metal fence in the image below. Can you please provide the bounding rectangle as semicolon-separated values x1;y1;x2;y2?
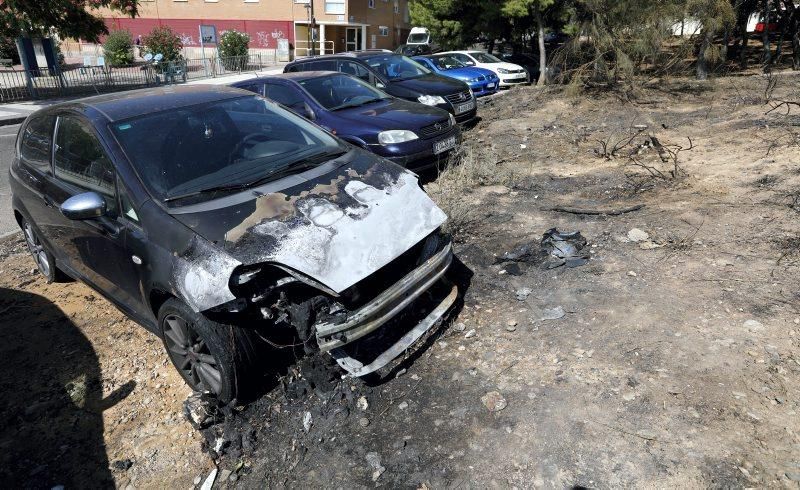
0;53;279;102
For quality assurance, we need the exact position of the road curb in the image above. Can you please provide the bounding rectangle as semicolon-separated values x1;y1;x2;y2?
0;116;26;127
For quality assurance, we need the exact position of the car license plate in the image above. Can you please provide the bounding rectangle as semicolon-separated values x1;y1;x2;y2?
455;100;475;114
433;135;457;155
486;83;496;89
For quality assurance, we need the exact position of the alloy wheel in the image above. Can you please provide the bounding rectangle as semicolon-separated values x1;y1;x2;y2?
23;222;51;278
162;314;223;395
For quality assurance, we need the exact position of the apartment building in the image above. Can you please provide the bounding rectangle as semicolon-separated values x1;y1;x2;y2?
99;0;412;57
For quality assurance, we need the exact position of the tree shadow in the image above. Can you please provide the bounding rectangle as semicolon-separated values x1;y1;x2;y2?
0;288;135;487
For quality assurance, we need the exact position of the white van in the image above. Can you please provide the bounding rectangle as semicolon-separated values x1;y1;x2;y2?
407;27;431;45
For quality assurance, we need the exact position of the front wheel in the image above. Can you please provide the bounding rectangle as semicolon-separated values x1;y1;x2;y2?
158;298;262;403
21;218;67;283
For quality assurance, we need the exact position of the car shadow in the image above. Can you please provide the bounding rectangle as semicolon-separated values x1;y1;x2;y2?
0;287;135;487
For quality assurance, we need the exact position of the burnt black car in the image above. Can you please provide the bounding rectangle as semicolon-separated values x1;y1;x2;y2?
9;86;457;402
394;43;441;57
285;51;478;124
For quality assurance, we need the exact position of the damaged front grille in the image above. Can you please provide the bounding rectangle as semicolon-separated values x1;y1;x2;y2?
337;229;447;310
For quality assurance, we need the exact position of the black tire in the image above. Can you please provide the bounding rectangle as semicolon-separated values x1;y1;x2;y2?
158;298;262;403
21;218;68;283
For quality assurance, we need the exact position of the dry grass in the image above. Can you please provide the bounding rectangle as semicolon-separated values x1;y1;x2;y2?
427;145;523;237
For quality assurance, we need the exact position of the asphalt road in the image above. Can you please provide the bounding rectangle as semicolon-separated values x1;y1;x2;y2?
0;124;21;238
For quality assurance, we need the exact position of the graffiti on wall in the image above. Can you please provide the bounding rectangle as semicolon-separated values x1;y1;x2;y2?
255;28;285;48
179;33;197;46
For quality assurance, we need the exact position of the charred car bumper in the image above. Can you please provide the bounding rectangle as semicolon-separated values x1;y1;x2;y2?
315;242;456;376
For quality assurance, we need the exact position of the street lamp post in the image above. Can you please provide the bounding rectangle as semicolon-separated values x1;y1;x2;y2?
304;1;317;56
310;0;316;56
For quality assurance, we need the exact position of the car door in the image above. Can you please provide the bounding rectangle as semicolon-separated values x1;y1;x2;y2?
14;114;59;248
40;113;148;318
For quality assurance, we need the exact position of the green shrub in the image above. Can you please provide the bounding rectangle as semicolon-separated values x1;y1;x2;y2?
103;30;134;66
142;25;183;64
218;29;250;70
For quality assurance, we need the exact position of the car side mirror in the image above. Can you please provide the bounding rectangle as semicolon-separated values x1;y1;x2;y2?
60;191;107;220
297;102;315;121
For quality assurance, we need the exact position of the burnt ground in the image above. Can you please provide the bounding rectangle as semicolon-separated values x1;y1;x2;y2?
3;71;800;487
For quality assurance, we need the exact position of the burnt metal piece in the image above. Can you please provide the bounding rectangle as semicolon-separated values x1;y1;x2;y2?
330;284;458;377
315;243;453;351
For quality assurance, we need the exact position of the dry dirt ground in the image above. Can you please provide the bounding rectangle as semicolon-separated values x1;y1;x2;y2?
2;72;800;488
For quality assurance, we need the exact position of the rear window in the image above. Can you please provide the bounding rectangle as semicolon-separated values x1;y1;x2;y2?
306;60;337;71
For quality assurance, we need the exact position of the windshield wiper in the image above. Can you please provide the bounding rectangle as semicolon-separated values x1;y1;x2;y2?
330;98;386;111
163;150;347;203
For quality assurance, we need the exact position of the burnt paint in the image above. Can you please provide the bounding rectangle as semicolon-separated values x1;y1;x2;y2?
170;148;447;311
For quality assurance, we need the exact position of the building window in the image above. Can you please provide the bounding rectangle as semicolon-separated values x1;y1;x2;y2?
379;26;389;36
326;0;345;14
403;4;409;22
368;0;375;8
393;1;399;13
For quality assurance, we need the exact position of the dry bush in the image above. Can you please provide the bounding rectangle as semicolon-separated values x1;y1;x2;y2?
427;145;523;237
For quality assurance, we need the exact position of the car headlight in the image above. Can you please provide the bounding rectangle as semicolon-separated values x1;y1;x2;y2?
469;77;479;82
378;130;419;144
417;95;446;105
496;68;510;74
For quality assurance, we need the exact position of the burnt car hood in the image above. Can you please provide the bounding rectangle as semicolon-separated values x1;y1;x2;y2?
388;73;468;96
168;149;447;311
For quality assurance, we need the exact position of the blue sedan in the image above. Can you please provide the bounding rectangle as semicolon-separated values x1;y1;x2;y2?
231;72;460;171
413;54;500;97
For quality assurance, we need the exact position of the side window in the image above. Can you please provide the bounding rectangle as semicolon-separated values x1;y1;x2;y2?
307;60;336;71
264;83;306;111
20;114;55;174
54;116;118;215
236;83;264;96
338;61;371;83
453;53;474;66
285;63;303;73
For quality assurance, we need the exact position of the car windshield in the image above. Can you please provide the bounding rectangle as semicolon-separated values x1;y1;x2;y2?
408;33;429;43
431;55;467;71
366;54;430;81
299;73;389;111
472;52;502;63
111;95;344;205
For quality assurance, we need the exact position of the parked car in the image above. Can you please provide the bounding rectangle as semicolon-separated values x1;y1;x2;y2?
284;51;477;124
438;50;529;88
498;53;540;81
10;85;458;402
413;54;499;97
395;44;437;57
231;71;460;171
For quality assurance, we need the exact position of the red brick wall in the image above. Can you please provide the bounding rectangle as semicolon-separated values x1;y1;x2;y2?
104;18;294;49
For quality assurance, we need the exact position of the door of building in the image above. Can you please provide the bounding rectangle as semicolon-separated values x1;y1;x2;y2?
345;27;362;51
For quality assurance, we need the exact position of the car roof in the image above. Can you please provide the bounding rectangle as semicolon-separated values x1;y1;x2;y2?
247;71;341;83
289;50;394;62
51;85;252;122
